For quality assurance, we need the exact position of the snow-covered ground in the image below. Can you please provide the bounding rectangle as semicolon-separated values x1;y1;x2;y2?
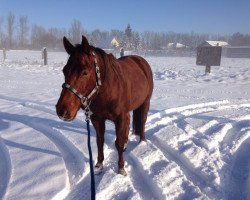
0;50;249;200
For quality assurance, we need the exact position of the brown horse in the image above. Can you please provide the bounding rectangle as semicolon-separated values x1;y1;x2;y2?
56;35;153;176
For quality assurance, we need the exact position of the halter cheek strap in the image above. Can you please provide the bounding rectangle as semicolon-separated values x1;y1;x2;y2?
62;52;102;109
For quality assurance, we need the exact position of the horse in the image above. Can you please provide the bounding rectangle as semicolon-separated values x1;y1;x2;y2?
56;35;153;176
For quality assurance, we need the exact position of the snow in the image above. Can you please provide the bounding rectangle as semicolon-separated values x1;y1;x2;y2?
202;41;229;47
0;50;250;200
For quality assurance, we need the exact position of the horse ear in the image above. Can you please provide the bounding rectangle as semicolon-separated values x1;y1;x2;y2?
81;35;90;54
63;36;75;55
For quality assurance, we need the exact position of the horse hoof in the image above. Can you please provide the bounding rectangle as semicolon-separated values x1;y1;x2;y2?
118;168;127;176
139;138;146;143
94;163;103;175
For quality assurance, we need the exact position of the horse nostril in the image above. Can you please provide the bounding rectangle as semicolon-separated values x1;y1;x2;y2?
62;110;68;118
56;106;68;119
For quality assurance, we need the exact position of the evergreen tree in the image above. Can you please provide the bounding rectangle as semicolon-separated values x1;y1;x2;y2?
124;24;133;50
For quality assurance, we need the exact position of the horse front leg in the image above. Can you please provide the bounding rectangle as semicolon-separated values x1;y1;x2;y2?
91;115;105;171
114;113;130;176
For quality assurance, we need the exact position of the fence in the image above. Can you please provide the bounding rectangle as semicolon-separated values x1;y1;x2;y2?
224;46;250;58
1;49;68;65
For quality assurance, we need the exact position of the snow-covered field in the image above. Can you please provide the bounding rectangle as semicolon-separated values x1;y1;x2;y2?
0;50;249;200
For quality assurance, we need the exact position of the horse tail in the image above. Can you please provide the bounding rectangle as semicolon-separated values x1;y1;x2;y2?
132;98;151;141
132;107;141;136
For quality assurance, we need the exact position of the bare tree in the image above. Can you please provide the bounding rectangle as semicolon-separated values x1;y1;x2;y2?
7;12;15;48
69;19;82;44
0;16;4;47
31;25;46;49
19;16;29;48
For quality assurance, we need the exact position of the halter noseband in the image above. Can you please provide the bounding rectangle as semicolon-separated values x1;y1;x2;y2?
62;52;102;109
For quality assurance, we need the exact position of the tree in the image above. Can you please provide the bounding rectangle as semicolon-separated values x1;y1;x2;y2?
124;24;133;50
133;32;141;51
69;19;82;44
19;16;29;48
125;24;132;39
31;25;46;49
0;16;4;47
7;12;15;48
229;32;250;46
90;29;102;46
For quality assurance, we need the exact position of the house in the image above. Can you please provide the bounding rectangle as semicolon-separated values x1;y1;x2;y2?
97;36;119;50
111;37;119;48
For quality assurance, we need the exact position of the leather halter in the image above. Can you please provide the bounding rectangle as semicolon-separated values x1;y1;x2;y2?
62;52;102;108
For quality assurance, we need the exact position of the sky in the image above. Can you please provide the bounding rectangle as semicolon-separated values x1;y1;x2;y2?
0;0;250;35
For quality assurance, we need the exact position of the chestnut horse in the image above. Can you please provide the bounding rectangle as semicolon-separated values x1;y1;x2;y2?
56;36;153;175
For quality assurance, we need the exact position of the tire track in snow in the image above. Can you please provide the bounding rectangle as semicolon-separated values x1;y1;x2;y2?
0;95;106;199
145;100;231;136
145;100;250;199
130;139;208;199
0;110;87;199
151;134;221;199
0;137;11;200
225;137;250;200
221;117;250;154
91;100;250;199
126;138;165;200
0;94;53;108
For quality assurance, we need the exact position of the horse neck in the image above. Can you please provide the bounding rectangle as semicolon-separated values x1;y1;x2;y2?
96;50;116;89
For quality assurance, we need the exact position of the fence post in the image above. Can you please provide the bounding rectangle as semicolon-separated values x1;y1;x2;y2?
41;48;44;59
42;47;48;65
205;65;211;73
3;48;6;61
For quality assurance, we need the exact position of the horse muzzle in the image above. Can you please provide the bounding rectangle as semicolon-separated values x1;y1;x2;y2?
56;104;76;122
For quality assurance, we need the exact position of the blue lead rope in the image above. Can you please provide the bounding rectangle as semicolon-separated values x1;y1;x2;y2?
86;111;96;200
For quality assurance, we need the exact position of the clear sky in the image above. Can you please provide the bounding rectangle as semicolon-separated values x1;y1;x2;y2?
0;0;250;35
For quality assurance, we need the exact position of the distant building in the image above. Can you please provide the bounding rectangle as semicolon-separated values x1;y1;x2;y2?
225;46;250;58
111;37;119;48
199;40;229;47
167;42;187;49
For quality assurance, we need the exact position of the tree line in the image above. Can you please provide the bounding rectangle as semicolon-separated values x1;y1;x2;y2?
1;13;250;51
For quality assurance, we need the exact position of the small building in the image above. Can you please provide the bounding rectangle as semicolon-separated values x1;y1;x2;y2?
167;42;187;49
225;46;250;58
111;37;119;48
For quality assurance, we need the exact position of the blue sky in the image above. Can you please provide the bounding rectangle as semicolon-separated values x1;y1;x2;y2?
0;0;250;34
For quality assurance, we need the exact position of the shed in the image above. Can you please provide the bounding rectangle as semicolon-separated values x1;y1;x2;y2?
225;46;250;58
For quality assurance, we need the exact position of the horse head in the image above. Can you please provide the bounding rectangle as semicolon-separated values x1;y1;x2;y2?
56;36;99;121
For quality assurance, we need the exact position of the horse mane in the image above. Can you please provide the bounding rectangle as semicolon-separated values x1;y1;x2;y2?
91;46;118;83
74;43;117;83
92;46;116;66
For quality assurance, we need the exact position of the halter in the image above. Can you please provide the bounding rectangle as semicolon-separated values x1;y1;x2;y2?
62;52;102;109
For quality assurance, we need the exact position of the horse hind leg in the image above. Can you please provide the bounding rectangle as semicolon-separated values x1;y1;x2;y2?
115;113;130;176
132;99;150;141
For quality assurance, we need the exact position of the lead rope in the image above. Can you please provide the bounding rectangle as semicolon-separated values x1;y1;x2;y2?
85;107;96;200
